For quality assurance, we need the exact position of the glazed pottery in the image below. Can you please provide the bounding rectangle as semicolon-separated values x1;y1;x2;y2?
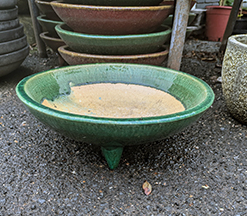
51;1;174;35
35;0;61;21
0;24;24;43
222;34;247;124
0;18;19;31
61;0;163;6
0;35;27;55
0;45;29;77
0;6;18;21
16;63;214;169
163;13;196;27
37;15;63;37
205;6;232;41
55;24;171;55
0;0;17;9
58;45;169;66
40;32;65;52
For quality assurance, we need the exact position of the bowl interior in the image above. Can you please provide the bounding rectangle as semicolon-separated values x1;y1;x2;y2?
19;64;214;120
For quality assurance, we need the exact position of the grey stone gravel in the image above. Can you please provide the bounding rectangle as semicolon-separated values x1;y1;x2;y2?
0;41;247;215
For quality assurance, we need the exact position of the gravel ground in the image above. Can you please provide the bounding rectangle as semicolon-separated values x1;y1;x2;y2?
0;40;247;215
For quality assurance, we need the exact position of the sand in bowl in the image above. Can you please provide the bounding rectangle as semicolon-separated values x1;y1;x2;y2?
42;83;185;118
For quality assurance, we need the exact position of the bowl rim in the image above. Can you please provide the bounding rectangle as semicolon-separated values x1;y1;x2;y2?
37;15;64;24
40;31;64;41
56;23;171;39
51;0;174;10
16;63;215;125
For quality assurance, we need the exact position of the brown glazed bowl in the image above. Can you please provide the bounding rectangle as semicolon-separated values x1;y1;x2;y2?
61;0;163;6
35;0;62;21
51;1;174;35
40;32;65;52
58;45;169;66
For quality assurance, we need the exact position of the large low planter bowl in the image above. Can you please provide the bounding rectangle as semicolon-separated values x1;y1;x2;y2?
16;63;214;169
0;0;17;9
61;0;163;6
58;45;169;66
35;0;62;21
0;45;29;77
0;6;18;21
222;34;247;124
51;1;174;35
37;15;63;38
0;18;19;31
56;24;171;55
40;32;65;52
0;24;24;43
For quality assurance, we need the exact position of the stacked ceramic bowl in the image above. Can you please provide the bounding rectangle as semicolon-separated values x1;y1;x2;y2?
0;0;29;77
50;0;174;66
35;0;65;53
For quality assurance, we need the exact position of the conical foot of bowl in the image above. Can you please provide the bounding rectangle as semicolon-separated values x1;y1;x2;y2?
101;145;123;170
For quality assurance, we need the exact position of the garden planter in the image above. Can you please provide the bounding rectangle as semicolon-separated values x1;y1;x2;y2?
0;6;18;21
205;6;232;41
0;45;29;77
222;34;247;124
232;16;247;35
0;24;24;43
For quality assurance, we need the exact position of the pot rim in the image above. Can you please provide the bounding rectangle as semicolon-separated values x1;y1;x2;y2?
228;34;247;48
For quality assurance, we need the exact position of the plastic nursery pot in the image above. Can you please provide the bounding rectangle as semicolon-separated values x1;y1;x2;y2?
205;6;232;42
222;34;247;124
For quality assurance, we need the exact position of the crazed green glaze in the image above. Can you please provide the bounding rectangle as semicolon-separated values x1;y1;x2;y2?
55;24;171;55
16;63;214;169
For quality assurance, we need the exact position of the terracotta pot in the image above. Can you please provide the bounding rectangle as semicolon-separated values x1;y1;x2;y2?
205;6;231;42
222;34;247;124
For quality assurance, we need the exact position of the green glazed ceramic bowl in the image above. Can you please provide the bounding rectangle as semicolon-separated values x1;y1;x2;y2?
37;15;63;38
56;24;171;55
16;63;215;169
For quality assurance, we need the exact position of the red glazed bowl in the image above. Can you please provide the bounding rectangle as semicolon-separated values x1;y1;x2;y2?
58;45;169;66
51;1;174;35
